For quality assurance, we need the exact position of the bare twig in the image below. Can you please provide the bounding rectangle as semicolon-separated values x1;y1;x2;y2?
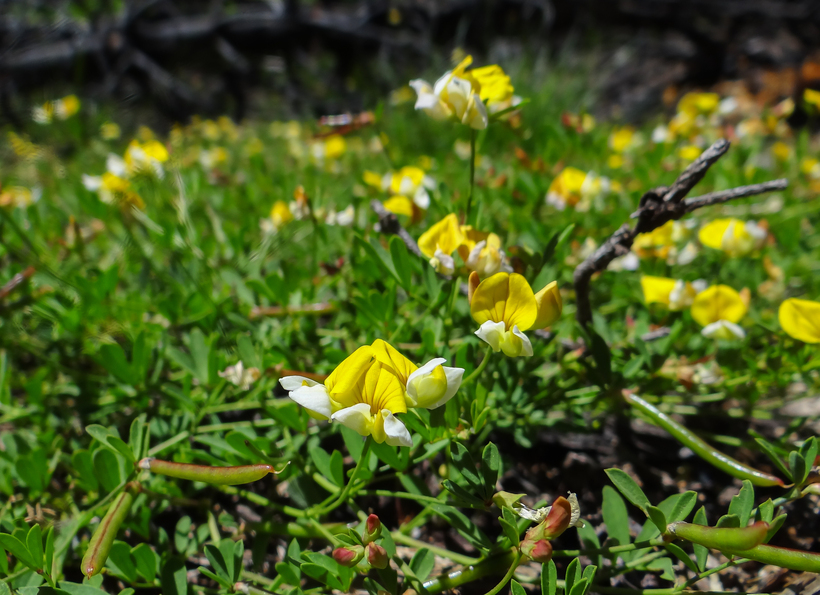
573;139;787;327
370;200;424;259
0;266;34;300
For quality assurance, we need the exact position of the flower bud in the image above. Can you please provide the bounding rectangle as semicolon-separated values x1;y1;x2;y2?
364;514;382;544
533;281;562;328
333;545;364;567
542;496;573;539
366;542;389;569
468;271;480;305
520;538;553;563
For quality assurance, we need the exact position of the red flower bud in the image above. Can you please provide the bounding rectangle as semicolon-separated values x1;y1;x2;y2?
364;514;382;544
542;496;573;539
366;542;389;569
522;539;553;563
333;545;364;567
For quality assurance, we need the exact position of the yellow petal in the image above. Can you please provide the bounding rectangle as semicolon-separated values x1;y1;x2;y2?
360;362;407;414
383;196;414;217
690;285;747;327
325;346;374;397
417;213;464;258
779;298;820;344
363;170;384;188
371;339;417;386
532;280;562;328
470;272;537;331
641;276;677;306
698;219;733;250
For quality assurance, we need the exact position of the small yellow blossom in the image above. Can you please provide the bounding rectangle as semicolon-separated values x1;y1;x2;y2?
698;218;767;257
470;272;562;357
409;55;489;129
609;127;636;153
0;186;39;208
641;276;705;311
771;141;792;163
678;92;720;116
778;298;820;344
100;122;121;140
418;214;464;274
800;157;820;179
54;95;80;119
678;145;702;162
803;88;820;109
690;285;747;340
607;154;625;169
545;167;587;210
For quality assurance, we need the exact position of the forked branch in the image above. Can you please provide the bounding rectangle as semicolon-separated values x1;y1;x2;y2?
573;139;788;326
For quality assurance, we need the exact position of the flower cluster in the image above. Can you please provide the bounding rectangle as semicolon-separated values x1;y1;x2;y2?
417;213;513;276
32;95;80;124
546;167;613;212
364;165;435;222
280;340;463;447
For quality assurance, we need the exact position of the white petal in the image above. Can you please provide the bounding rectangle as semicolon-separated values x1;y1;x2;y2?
107;153;127;177
432;71;453;96
407;358;448;389
413;187;431;210
82;175;102;191
409;79;433;95
475;320;506;352
434;366;465;409
381;410;413;447
511;325;534;357
702;320;746;340
289;384;333;419
331;403;373;436
279;375;320;391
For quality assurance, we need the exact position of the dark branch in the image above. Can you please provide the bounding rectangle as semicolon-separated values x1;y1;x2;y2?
370;200;424;259
573;139;787;327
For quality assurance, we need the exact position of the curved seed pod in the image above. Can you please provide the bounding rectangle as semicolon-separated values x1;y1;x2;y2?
668;521;769;551
139;458;273;485
724;543;820;572
625;393;784;487
81;489;135;578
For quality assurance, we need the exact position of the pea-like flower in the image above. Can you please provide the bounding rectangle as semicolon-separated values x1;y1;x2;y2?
364;166;435;222
280;346;412;446
371;339;463;409
690;285;748;340
778;298;820;344
410;56;489;130
641;276;706;311
125;139;169;178
470;272;562;357
698;218;767;257
418;213;465;275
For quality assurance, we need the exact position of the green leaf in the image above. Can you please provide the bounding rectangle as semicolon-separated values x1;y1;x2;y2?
765;514;787;543
646;506;668;534
161;558;189;595
354;234;401;286
0;533;36;569
44;526;54;577
450;442;481;491
789;450;807;488
716;514;740;528
666;491;697;523
26;524;43;571
758;499;774;524
310;447;343;488
665;543;698;574
586;327;611;386
602;486;631;559
799;437;817;484
71;450;99;491
93;449;124;493
174;516;192;554
498;517;520;547
275;561;301;586
86;425;135;462
131;543;159;581
646;557;676;581
541;560;557;595
188;328;211;385
129;415;147;461
605;469;650;512
569;578;589;595
97;343;134;385
106;542;137;583
754;437;792;481
441;480;486;508
581;564;597;595
480;443;501;500
409;548;436;581
728;480;754;527
389;236;414;290
511;579;526;595
565;558;581;595
199;566;231;589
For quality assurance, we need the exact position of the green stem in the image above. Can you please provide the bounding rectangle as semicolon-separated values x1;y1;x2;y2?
483;550;521;595
358;489;480;510
461;345;493;386
465;128;477;224
391;532;480;566
310;437;373;516
423;550;518;595
552;538;667;557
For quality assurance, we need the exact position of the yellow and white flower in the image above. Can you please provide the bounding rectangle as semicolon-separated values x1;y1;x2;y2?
641;276;706;311
470;272;562;357
690;285;748;340
778;298;820;344
698;218;767;257
418;214;464;275
410;56;489;130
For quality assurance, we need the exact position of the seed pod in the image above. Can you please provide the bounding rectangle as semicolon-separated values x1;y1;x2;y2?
625;393;784;487
139;458;273;485
724;543;820;572
668;521;768;552
81;489;135;578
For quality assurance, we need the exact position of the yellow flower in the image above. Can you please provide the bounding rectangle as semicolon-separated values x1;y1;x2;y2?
546;167;587;210
279;346;412;446
800;157;820;178
470;64;515;109
125;140;169;177
54;95;80;120
803;88;820;109
383;196;415;218
698;218;767;257
409;55;488;129
458;228;511;277
778;298;820;344
0;186;38;208
607;154;625;169
32;102;54;124
641;276;703;311
371;339;463;409
771;141;792;163
678;92;720;116
418;214;465;274
690;285;747;340
609;127;635;153
470;273;561;357
100;122;121;140
270;201;293;229
324;135;347;159
363;170;384;188
678;145;702;162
